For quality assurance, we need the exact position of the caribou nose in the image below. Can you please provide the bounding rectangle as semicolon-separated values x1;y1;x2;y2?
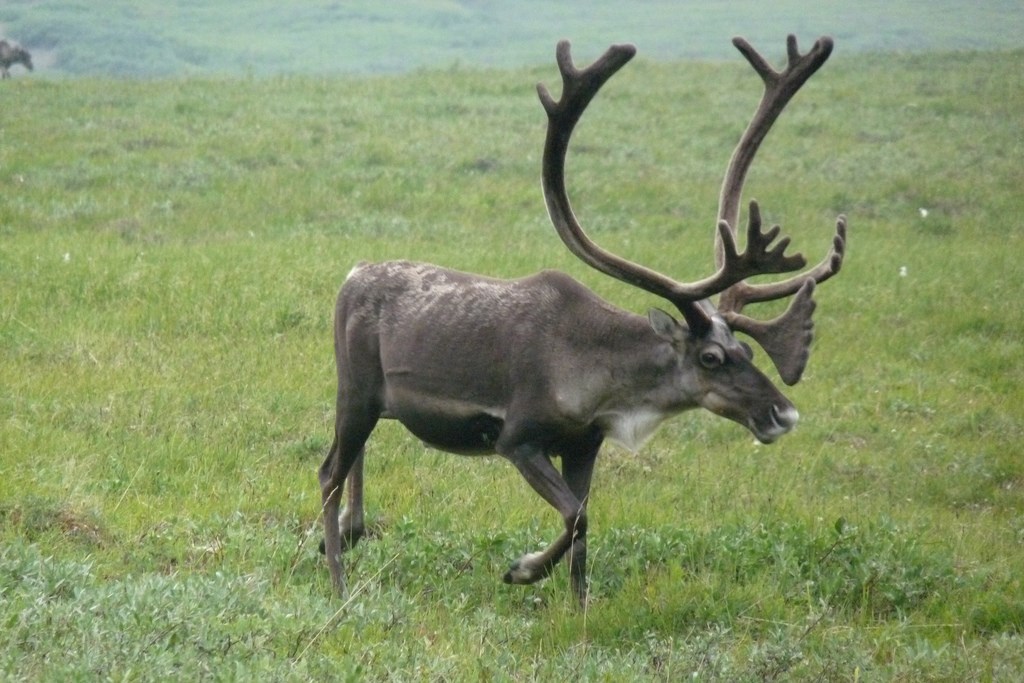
772;404;799;431
754;404;799;444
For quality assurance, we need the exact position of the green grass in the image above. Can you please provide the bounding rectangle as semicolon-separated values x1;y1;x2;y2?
2;44;1024;679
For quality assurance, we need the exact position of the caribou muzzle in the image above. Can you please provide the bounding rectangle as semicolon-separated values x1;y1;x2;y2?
750;404;799;444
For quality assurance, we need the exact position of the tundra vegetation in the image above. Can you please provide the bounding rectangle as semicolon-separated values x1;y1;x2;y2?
2;43;1023;681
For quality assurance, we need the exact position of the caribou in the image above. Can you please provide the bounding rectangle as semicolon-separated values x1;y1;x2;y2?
319;35;847;605
0;40;33;78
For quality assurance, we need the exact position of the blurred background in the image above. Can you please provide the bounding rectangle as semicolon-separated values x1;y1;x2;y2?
2;0;1022;78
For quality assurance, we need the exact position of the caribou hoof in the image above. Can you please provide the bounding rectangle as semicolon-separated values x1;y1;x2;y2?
503;552;546;585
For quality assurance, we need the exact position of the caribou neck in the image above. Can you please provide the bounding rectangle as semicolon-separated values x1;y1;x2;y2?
558;309;699;451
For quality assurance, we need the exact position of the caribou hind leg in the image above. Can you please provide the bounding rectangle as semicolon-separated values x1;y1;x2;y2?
319;407;377;596
338;449;366;549
317;447;366;552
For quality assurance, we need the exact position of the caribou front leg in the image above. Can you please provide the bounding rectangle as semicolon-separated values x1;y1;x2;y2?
561;436;600;602
501;438;599;606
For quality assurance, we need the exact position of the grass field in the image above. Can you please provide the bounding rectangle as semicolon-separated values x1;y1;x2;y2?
2;39;1024;680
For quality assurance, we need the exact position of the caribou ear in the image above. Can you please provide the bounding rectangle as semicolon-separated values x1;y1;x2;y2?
648;308;684;341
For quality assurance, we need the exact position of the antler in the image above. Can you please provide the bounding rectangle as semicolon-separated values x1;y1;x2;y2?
712;35;847;384
539;37;846;383
536;41;717;327
539;41;813;335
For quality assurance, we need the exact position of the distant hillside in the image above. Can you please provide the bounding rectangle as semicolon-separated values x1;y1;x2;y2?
2;0;1022;77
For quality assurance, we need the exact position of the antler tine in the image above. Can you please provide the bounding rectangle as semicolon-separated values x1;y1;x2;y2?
537;41;636;129
720;214;846;312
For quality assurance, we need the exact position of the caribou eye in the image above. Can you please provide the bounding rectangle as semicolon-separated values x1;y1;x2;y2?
740;341;754;360
699;347;725;369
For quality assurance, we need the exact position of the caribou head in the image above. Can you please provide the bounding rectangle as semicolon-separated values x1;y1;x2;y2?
318;35;846;606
